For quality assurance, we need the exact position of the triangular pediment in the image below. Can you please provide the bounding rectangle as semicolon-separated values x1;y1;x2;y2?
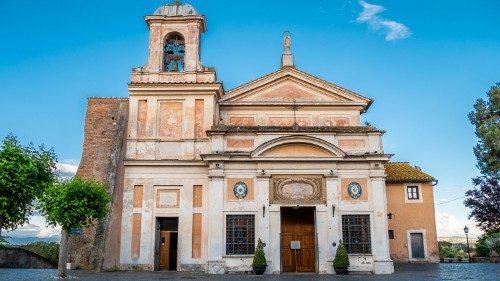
220;68;372;109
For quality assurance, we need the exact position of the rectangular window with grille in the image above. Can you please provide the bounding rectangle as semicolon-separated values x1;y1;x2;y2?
341;214;371;254
226;214;255;255
407;186;419;200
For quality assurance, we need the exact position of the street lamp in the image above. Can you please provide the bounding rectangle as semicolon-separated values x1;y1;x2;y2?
464;226;471;263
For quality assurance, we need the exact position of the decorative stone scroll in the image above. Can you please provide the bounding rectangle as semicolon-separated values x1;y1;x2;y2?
269;175;326;204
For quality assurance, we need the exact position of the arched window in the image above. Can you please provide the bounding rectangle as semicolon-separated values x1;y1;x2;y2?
164;32;185;72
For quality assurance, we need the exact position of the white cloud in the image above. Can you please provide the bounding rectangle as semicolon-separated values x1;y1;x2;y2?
56;161;79;179
5;216;60;239
37;225;61;238
9;223;41;237
357;0;411;41
436;212;482;238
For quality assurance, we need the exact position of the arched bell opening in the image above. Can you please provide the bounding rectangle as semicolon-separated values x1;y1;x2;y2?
163;32;186;72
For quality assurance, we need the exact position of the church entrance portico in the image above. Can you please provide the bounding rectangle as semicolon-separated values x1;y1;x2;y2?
280;207;316;273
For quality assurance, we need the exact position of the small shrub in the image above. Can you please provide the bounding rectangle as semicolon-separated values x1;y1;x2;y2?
333;244;350;267
252;238;267;267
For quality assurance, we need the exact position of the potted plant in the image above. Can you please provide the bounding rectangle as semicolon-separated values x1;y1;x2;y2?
252;238;267;275
333;243;350;275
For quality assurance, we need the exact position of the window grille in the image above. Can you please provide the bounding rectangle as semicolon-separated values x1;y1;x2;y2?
226;214;255;255
407;186;419;200
341;214;371;254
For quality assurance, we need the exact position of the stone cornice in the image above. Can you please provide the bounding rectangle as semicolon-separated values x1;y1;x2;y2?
144;15;207;32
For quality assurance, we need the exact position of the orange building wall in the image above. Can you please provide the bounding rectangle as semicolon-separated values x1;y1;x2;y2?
386;182;439;262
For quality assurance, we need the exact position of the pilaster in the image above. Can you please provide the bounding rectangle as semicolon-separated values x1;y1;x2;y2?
206;174;225;274
256;173;272;273
370;176;394;274
325;174;339;274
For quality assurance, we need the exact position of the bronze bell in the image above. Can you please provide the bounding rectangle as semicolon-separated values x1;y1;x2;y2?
171;60;179;72
166;45;174;54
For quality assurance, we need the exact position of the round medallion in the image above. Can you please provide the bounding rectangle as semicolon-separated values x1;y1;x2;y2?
233;181;248;199
348;182;362;199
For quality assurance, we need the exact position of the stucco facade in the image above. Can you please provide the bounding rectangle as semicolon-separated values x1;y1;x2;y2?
74;2;438;275
385;164;439;263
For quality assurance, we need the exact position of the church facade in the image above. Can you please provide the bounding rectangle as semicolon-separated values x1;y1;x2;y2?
74;2;438;274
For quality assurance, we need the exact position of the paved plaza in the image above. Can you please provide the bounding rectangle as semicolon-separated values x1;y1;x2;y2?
1;263;499;281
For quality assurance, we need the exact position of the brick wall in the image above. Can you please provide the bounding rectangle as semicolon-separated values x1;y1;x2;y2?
71;97;128;270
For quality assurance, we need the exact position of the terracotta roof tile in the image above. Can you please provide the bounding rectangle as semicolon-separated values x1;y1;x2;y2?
385;162;434;182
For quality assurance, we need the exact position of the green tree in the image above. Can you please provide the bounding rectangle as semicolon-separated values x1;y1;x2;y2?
0;135;56;239
485;232;500;255
468;83;500;177
474;228;500;256
39;177;110;277
465;83;500;231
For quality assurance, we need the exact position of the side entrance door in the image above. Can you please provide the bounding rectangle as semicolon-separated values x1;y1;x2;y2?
410;233;425;259
155;217;179;271
281;207;316;272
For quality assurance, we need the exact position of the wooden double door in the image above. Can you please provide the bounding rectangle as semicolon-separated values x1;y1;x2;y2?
281;207;316;272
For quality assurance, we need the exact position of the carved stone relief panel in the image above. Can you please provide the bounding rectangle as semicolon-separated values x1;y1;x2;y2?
270;175;326;204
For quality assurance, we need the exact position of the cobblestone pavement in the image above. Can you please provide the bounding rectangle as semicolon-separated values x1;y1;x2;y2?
1;263;499;281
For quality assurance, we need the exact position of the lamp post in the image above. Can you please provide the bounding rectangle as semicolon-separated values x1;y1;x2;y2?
464;226;471;263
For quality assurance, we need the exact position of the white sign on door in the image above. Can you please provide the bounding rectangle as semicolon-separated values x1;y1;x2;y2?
291;240;301;250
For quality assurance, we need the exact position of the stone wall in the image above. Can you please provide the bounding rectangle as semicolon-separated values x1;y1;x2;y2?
0;248;56;268
71;97;128;270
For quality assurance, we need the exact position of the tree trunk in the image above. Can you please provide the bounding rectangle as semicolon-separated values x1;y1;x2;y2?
58;229;69;277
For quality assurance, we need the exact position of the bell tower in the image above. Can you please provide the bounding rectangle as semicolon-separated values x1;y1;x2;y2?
131;1;216;83
126;1;222;153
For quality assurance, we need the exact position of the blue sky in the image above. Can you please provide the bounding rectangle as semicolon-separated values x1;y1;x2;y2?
1;0;499;240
